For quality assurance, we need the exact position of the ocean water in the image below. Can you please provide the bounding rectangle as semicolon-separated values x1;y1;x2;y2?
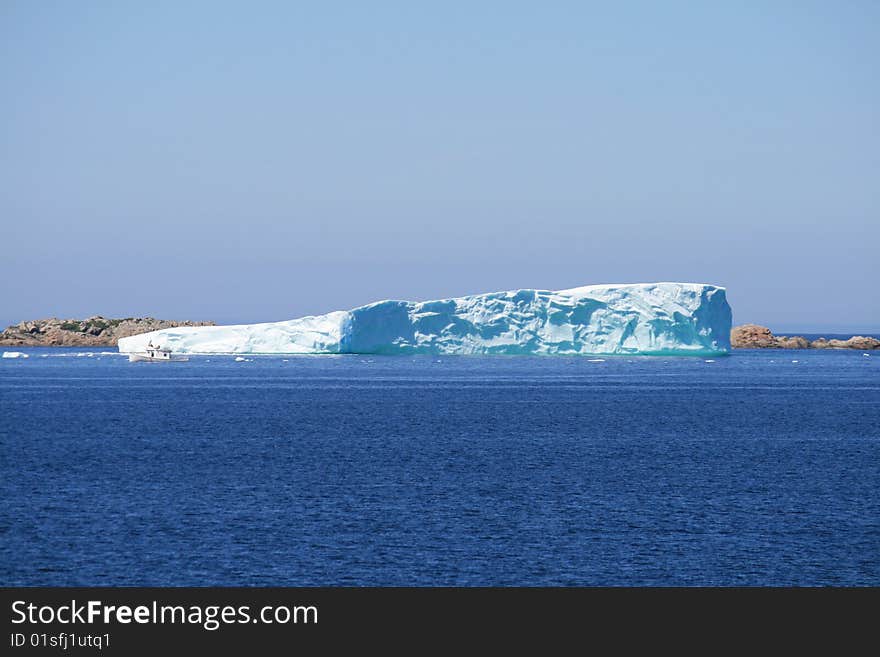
1;347;878;586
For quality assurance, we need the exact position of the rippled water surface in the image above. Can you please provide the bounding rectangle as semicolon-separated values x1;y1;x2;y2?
1;348;878;585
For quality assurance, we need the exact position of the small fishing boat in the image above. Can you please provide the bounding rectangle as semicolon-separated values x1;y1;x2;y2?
128;340;188;363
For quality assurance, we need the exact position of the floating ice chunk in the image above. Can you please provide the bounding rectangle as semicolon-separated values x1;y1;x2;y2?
118;282;732;357
705;359;715;363
2;351;28;359
791;360;799;363
587;359;605;362
234;356;248;362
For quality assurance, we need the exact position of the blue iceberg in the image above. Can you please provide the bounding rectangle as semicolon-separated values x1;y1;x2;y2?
118;282;732;356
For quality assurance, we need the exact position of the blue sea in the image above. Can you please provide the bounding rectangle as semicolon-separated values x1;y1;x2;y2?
1;347;878;586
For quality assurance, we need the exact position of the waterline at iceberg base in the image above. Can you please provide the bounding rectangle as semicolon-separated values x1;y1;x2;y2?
117;282;732;356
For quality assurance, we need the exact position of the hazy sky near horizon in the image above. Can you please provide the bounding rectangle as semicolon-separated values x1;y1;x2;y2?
2;1;878;331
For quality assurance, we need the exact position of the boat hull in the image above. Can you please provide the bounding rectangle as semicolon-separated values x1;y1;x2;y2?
128;353;189;363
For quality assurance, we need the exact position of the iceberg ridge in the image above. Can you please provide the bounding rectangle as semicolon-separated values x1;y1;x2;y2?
117;282;732;356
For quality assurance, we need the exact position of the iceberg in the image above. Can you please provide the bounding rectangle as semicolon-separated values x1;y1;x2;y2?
117;282;732;356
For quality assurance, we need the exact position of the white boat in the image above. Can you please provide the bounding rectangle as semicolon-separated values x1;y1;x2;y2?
128;340;188;363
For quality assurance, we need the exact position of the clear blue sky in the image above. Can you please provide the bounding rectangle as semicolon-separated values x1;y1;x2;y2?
2;1;878;332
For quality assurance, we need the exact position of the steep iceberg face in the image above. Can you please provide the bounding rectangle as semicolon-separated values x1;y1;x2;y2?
117;282;731;356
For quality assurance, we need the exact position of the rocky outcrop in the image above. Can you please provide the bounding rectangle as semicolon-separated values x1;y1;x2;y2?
730;324;777;349
774;335;812;349
810;336;880;350
731;324;879;350
0;317;214;347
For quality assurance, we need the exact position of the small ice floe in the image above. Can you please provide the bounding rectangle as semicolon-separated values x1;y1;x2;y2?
234;356;248;362
791;360;799;363
704;360;715;363
587;359;605;363
2;351;28;359
282;359;289;362
864;353;871;357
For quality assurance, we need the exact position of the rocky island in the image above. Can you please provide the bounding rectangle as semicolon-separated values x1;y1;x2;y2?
0;317;214;347
731;324;879;350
